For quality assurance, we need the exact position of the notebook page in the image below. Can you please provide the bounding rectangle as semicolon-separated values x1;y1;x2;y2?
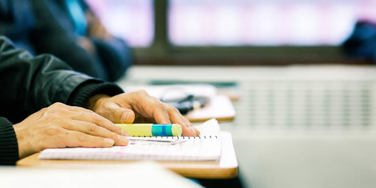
194;118;221;135
39;135;221;161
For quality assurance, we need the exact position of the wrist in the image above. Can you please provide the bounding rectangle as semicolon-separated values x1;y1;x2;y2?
13;123;32;159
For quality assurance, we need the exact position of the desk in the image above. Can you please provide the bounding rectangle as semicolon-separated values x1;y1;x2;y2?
17;132;238;179
118;65;376;187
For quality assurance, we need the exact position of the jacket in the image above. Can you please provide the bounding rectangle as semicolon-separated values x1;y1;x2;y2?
0;0;133;81
0;36;123;165
30;0;133;81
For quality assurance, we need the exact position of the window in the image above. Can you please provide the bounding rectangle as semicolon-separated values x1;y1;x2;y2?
86;0;376;65
168;0;376;46
87;0;154;47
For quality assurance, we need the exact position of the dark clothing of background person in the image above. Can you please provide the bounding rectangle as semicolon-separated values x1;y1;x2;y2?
30;0;133;81
342;20;376;63
0;0;35;53
0;0;132;82
0;36;124;165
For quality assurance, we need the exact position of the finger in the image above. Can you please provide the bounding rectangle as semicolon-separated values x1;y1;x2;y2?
185;119;200;136
167;109;197;136
126;91;161;118
153;107;171;124
70;108;125;135
181;116;192;128
170;114;198;136
193;126;200;136
165;105;199;136
63;130;116;148
176;114;199;136
114;91;171;124
167;106;191;126
62;120;128;146
49;104;123;135
103;103;136;124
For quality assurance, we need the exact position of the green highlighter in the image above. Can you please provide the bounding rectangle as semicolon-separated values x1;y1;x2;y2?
115;123;183;137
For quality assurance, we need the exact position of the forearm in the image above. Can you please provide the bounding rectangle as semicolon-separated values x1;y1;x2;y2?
0;36;90;121
67;81;123;108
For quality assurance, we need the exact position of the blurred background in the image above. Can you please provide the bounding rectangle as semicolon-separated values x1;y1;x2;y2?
87;0;376;65
3;0;376;188
69;0;376;187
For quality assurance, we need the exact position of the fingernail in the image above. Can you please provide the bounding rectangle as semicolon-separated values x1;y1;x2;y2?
104;138;115;145
121;113;130;123
190;127;199;136
195;129;200;136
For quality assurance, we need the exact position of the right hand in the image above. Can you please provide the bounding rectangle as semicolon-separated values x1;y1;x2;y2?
88;91;200;137
13;102;128;159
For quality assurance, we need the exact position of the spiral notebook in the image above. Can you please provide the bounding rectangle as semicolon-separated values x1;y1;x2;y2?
39;135;222;161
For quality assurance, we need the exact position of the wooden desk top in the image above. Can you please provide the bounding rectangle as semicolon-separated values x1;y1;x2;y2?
17;132;238;179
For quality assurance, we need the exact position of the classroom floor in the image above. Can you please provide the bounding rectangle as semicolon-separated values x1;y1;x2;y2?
118;65;376;188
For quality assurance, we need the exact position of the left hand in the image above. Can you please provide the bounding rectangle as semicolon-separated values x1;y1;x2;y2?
88;90;199;136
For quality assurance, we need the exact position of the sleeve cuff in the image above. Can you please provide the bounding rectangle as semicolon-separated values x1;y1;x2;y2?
68;80;124;107
0;117;19;165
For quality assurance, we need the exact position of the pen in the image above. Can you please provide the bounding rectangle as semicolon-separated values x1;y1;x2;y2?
115;123;183;137
127;137;186;145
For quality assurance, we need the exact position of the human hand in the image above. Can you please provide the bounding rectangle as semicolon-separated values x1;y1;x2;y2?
88;90;200;136
13;103;128;159
86;12;112;40
77;37;96;54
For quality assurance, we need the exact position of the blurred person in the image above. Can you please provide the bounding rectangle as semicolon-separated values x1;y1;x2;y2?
0;0;35;53
0;36;198;165
0;0;132;81
342;20;376;63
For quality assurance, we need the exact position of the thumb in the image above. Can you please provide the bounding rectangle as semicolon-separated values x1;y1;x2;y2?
119;108;136;123
104;103;136;124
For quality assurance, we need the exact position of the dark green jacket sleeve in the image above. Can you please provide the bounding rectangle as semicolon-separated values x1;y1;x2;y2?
0;36;123;122
0;36;123;165
0;117;18;165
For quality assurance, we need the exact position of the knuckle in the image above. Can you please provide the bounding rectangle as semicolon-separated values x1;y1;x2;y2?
87;125;97;133
77;135;87;142
136;90;148;96
40;107;48;113
51;102;66;108
70;105;84;111
38;128;67;149
166;104;178;112
47;102;70;114
76;111;88;118
93;116;108;126
159;102;169;111
55;131;71;147
44;127;62;136
53;135;67;148
110;133;118;140
114;126;122;133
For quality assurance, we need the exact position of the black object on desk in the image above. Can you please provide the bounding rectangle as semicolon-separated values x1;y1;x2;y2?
149;80;238;88
161;94;209;115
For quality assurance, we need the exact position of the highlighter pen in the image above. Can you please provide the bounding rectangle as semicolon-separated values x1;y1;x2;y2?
115;123;183;137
